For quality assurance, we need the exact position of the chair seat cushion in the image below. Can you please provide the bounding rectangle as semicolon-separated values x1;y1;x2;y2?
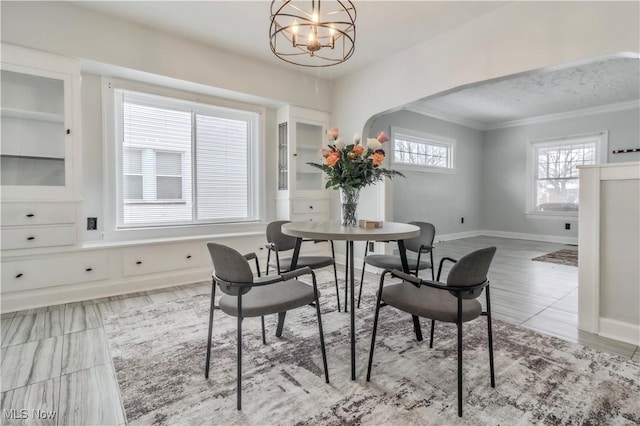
365;254;431;271
381;282;482;323
269;256;334;272
219;279;316;317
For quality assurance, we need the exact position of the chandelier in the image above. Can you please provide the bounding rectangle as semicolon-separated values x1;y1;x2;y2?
269;0;356;67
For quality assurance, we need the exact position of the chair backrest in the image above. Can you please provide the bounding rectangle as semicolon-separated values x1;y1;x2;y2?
207;242;254;295
446;246;496;299
266;220;296;251
404;222;436;253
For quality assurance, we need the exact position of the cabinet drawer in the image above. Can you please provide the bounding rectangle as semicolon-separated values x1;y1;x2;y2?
290;213;329;222
1;225;76;250
1;202;75;226
1;252;108;292
122;242;203;277
292;199;329;214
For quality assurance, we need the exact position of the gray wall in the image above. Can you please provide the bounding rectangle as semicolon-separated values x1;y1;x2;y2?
373;106;639;239
482;107;640;238
371;110;484;237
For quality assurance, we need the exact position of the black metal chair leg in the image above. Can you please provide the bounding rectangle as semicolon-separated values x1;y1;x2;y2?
313;281;330;383
261;316;266;345
457;295;463;417
429;319;435;348
330;241;341;312
412;315;423;341
332;263;341;313
357;242;369;308
430;251;435;281
366;277;384;381
486;286;495;387
275;311;286;337
205;280;216;379
237;295;243;410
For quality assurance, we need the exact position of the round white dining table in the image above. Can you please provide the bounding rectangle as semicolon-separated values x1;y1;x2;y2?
281;221;420;380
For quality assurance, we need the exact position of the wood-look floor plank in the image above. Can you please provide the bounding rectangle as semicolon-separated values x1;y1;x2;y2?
0;337;62;392
61;328;110;375
2;311;64;348
58;364;125;426
63;304;102;334
0;378;59;426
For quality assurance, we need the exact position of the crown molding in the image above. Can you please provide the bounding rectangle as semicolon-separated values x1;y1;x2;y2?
484;100;640;130
405;100;639;131
404;105;486;130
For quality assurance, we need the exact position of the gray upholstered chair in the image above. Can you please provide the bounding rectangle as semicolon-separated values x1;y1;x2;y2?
367;246;497;417
358;221;435;308
205;242;329;410
265;220;341;311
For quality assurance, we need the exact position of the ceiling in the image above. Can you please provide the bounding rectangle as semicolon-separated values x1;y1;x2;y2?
406;55;640;129
72;1;639;124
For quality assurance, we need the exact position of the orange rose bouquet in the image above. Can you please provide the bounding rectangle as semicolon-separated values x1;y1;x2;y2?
308;128;404;190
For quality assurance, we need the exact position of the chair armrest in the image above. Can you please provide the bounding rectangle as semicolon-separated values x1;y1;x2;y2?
251;275;285;286
436;256;458;281
390;269;422;288
281;266;313;281
243;252;261;277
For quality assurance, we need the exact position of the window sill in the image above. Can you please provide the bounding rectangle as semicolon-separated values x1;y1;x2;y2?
392;164;456;174
525;212;578;220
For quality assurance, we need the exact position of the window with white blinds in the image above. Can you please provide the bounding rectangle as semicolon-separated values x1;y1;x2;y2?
115;89;258;228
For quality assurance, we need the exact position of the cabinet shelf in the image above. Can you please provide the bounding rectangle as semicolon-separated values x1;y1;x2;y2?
1;154;65;161
1;107;64;124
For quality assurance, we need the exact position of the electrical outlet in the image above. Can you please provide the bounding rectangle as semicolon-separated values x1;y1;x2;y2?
565;223;571;230
368;241;375;252
87;217;98;230
461;217;464;224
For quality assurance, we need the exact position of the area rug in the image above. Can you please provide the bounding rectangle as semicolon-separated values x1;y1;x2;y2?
532;248;579;267
103;274;639;425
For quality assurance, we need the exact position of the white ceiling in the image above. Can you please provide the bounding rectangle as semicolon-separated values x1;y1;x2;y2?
72;1;639;124
406;55;640;129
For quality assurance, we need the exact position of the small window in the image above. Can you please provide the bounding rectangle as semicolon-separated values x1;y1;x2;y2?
527;132;607;216
391;127;455;172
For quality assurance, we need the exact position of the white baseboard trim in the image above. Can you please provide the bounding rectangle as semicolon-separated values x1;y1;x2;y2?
477;230;578;245
1;267;212;313
435;230;484;242
598;317;640;346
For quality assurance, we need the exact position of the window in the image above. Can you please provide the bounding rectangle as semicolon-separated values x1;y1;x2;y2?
123;148;183;202
390;127;455;172
527;132;607;216
114;89;260;228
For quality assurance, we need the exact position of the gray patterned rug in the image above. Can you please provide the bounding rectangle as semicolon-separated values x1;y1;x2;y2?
532;248;579;267
103;273;639;425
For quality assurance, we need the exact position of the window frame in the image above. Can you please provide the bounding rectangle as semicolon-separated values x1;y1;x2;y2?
102;77;265;241
390;126;456;173
525;131;608;219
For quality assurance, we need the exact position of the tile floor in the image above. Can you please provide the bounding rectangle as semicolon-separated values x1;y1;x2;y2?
0;237;638;425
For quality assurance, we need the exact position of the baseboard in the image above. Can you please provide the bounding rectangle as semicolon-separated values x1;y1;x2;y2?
598;317;640;346
435;230;484;242
478;230;578;245
1;267;213;313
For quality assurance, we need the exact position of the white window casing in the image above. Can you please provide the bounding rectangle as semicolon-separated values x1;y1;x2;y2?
526;131;608;219
390;126;456;173
102;77;264;240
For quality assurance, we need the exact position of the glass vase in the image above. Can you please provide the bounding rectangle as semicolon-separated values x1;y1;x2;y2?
339;187;360;227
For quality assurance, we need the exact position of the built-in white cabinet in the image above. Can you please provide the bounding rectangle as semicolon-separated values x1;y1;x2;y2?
1;44;80;201
276;106;331;222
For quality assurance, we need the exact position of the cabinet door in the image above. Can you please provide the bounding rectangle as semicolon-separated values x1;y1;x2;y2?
292;119;326;192
0;63;73;200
